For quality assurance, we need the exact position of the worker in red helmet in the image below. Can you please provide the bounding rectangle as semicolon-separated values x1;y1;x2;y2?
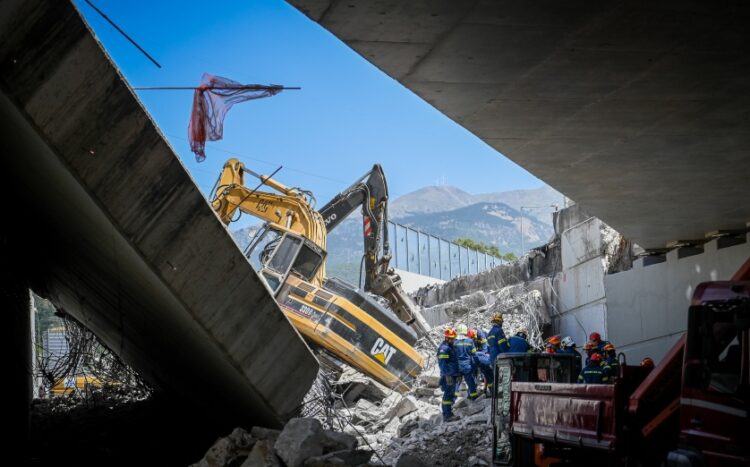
640;357;655;368
469;328;493;395
589;332;612;354
437;328;460;422
454;326;479;401
577;353;612;384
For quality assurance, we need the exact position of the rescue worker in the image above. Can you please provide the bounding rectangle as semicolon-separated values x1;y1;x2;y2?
471;327;489;353
454;324;479;400
589;332;611;354
487;313;510;363
583;341;596;365
437;328;460;422
545;335;562;353
603;343;619;376
577;353;611;384
508;329;530;353
640;357;655;368
468;328;493;394
560;336;583;374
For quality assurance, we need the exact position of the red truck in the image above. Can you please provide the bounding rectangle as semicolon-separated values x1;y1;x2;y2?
492;257;750;466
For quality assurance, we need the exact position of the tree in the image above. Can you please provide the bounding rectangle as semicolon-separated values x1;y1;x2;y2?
454;238;515;261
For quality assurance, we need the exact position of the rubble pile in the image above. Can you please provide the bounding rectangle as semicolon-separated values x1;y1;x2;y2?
418;282;551;350
293;282;548;465
191;277;550;466
191;420;374;467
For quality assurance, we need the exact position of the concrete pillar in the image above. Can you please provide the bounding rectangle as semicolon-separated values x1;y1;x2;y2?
3;235;31;452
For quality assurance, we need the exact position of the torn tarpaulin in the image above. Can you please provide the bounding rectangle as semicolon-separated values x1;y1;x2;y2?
188;73;283;162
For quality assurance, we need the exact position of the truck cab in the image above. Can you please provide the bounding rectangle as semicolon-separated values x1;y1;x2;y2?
670;281;750;467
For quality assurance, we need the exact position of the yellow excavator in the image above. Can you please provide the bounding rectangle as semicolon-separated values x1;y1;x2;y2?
211;159;429;391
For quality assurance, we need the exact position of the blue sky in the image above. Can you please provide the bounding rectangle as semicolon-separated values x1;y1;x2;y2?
74;0;544;204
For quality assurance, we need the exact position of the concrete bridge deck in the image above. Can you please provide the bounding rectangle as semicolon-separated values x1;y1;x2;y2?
290;0;750;249
1;0;318;430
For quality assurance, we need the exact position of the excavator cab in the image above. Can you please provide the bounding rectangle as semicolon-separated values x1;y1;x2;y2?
246;225;326;294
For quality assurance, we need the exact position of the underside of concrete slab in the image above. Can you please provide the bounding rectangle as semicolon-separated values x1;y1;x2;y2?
290;0;750;249
1;0;318;428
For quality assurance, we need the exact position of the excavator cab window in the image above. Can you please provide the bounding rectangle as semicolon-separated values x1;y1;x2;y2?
290;241;325;282
268;235;302;274
245;226;325;292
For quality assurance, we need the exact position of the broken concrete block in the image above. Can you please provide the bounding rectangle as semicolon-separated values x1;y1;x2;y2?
385;395;417;420
241;440;282;467
273;418;326;467
322;430;358;452
354;398;377;412
453;398;469;409
195;436;236;467
415;386;435;398
467;455;489;466
381;416;400;436
228;427;256;450
251;426;281;443
397;419;419;438
336;379;388;404
304;449;374;466
417;374;440;388
395;453;428;467
342;424;365;436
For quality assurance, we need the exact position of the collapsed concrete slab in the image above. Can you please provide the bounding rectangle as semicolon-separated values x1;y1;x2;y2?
0;0;318;429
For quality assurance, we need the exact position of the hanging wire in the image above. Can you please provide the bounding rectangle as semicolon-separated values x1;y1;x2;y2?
83;0;161;68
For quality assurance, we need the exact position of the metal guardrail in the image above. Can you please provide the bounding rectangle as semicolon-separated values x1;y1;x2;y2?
388;221;504;281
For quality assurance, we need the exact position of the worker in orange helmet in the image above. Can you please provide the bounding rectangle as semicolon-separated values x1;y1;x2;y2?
437;328;460;422
602;342;619;377
640;357;655;368
545;335;562;353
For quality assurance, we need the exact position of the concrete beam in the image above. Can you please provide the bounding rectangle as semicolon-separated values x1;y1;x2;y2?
0;0;317;428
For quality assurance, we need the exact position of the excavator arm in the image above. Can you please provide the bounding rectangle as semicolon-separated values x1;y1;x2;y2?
319;166;432;338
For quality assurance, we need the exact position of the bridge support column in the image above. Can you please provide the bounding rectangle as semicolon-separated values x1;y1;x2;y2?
3;235;31;453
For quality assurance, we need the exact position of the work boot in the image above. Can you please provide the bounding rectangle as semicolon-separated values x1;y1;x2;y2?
442;414;460;423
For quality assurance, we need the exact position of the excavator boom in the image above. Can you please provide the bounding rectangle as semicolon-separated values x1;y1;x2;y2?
320;166;432;339
211;159;424;391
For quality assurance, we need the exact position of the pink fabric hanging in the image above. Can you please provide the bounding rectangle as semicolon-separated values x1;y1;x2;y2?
188;73;282;162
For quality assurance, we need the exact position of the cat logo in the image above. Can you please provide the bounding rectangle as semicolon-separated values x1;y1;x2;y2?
370;337;396;366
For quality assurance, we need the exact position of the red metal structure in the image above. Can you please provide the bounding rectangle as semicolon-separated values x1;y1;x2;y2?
493;256;750;466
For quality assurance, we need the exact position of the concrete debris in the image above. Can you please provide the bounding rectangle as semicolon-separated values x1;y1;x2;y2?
192;427;256;467
384;395;417;420
242;440;282;467
193;420;375;467
335;378;388;404
322;430;359;452
251;426;281;444
273;254;555;465
274;418;327;467
394;454;428;467
304;449;374;466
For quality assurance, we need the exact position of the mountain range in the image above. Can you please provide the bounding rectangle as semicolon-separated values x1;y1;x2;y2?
232;184;563;285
